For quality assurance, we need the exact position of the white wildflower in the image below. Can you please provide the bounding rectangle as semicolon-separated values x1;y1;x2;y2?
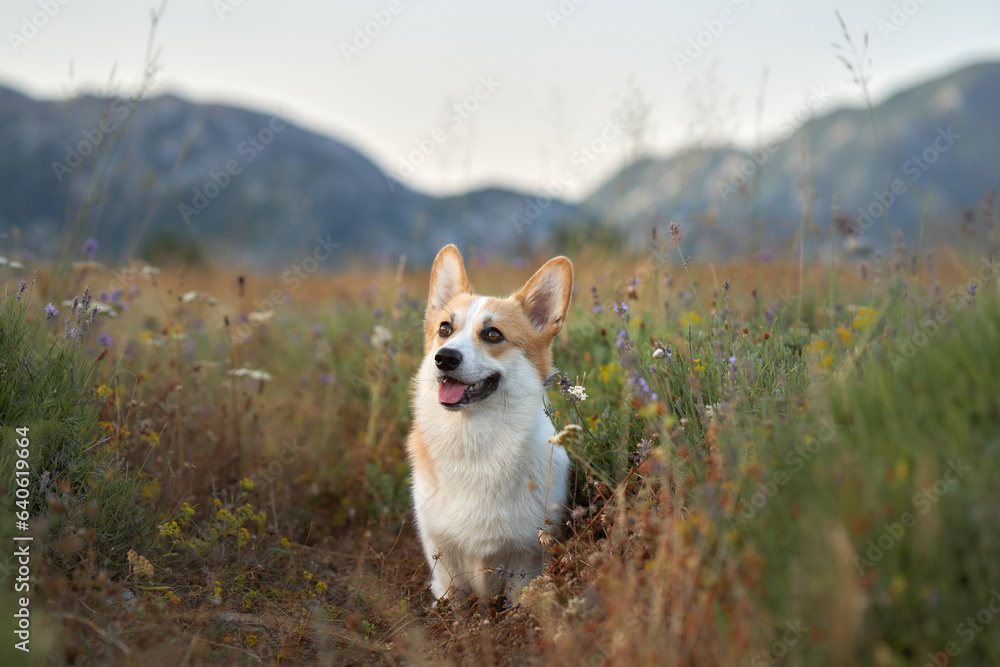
248;311;275;325
228;368;273;382
371;325;392;348
568;385;588;402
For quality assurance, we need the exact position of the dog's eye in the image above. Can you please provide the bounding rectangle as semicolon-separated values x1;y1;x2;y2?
438;322;453;338
482;327;504;344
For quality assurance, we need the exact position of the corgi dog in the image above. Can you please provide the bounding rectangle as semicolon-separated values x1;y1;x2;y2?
406;245;573;600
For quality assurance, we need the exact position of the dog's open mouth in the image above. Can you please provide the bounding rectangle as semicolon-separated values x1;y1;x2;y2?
437;372;501;409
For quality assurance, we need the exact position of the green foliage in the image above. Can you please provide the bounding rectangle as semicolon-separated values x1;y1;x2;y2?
0;291;149;575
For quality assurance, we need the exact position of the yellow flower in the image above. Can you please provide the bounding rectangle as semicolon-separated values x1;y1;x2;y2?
280;537;292;549
239;477;255;491
835;326;851;343
693;358;706;373
96;384;113;398
853;307;877;329
679;311;702;328
245;635;258;648
316;581;328;592
822;354;833;368
598;363;619;384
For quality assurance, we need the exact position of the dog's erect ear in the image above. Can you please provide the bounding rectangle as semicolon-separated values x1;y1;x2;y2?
427;245;470;314
514;256;573;336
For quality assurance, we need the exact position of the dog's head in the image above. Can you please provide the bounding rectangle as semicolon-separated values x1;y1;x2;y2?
422;245;573;411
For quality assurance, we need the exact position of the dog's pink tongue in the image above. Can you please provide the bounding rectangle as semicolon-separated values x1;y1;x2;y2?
438;378;468;404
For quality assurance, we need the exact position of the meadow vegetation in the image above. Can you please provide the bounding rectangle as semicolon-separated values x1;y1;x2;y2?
1;225;999;664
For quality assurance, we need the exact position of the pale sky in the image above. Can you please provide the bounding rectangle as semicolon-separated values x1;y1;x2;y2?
3;0;999;200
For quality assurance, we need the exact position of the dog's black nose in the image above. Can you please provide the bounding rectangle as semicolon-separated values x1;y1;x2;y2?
435;347;462;371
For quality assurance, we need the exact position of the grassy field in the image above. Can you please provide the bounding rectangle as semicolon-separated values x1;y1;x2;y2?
1;233;999;665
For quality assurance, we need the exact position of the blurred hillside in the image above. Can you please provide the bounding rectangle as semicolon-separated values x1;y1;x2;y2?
1;61;998;266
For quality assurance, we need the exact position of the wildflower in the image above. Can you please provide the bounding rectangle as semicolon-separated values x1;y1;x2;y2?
679;311;702;328
590;286;604;314
669;221;683;244
239;477;255;491
81;238;99;258
627;277;639;300
45;303;58;320
567;385;588;403
160;521;181;537
631;438;653;465
723;279;731;291
626;373;657;403
615;329;635;353
96;333;112;347
967;282;978;304
127;549;154;579
248;310;274;325
835;326;851;343
245;635;258;649
853;307;877;329
557;372;572;396
612;301;629;321
228;368;273;382
17;280;26;302
316;580;328;592
371;324;393;347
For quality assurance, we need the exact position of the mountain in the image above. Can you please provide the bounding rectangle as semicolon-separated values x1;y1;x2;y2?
584;61;1000;256
1;61;998;267
0;84;577;266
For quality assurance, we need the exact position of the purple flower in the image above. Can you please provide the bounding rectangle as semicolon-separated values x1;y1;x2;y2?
612;301;629;322
45;303;58;320
320;373;332;385
81;238;98;258
17;281;26;302
97;333;113;347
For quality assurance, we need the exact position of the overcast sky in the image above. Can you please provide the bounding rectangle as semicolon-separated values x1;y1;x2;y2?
3;0;999;200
